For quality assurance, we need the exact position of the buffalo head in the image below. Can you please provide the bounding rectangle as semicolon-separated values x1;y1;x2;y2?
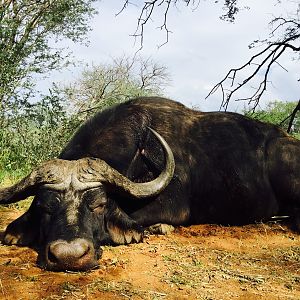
0;128;175;271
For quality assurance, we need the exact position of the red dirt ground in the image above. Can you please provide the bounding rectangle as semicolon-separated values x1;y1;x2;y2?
0;207;299;300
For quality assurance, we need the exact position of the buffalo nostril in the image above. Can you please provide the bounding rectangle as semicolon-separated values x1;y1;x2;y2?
45;238;99;271
48;238;91;265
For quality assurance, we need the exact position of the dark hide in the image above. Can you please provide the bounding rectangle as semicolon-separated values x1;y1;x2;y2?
60;97;300;226
2;97;300;271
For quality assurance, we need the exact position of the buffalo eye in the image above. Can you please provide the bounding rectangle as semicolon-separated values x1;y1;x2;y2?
84;188;107;213
88;201;106;214
35;189;61;214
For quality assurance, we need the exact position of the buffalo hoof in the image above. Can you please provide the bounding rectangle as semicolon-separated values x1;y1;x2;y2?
146;223;175;235
3;229;36;246
3;222;37;246
107;222;144;245
3;232;23;245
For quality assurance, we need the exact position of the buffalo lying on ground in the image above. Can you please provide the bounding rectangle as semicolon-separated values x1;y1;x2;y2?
0;97;299;271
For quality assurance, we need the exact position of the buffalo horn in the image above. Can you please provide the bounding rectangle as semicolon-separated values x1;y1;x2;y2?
0;160;62;204
87;128;175;198
0;129;175;202
0;172;38;204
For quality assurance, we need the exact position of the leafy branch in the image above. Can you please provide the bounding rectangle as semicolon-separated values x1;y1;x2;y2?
0;0;97;121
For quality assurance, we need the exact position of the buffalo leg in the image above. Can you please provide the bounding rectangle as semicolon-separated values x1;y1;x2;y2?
124;134;191;227
268;137;300;231
129;176;191;227
3;204;39;246
106;202;144;245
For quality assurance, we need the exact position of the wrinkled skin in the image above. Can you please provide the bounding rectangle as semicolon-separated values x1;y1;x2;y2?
2;97;300;271
35;186;143;271
1;129;174;271
3;181;145;271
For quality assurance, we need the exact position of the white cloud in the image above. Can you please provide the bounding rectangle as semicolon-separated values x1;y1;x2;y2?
41;0;299;112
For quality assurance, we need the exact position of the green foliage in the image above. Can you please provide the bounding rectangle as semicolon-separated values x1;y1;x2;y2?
0;0;97;179
0;90;76;176
244;101;300;139
0;0;97;119
60;55;170;119
0;56;169;178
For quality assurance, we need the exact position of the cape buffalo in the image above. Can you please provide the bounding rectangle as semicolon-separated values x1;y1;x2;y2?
0;97;299;271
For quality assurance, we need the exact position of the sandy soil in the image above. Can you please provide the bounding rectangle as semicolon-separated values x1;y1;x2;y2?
0;207;299;300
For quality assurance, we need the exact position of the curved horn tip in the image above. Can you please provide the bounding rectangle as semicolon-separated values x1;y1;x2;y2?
112;127;175;198
85;128;175;199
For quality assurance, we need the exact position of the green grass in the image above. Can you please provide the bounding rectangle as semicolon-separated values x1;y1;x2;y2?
0;172;33;210
0;168;29;185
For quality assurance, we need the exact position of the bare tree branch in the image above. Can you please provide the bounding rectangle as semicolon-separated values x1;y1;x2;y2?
283;99;300;133
118;0;242;49
116;0;134;17
206;30;300;111
116;0;299;125
61;55;170;118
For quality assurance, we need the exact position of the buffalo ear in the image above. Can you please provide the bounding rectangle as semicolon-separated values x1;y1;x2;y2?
0;171;38;204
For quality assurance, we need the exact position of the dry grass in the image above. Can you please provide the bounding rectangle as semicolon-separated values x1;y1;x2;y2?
0;208;299;300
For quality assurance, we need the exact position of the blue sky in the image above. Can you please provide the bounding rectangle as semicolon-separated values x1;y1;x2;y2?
43;0;299;112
